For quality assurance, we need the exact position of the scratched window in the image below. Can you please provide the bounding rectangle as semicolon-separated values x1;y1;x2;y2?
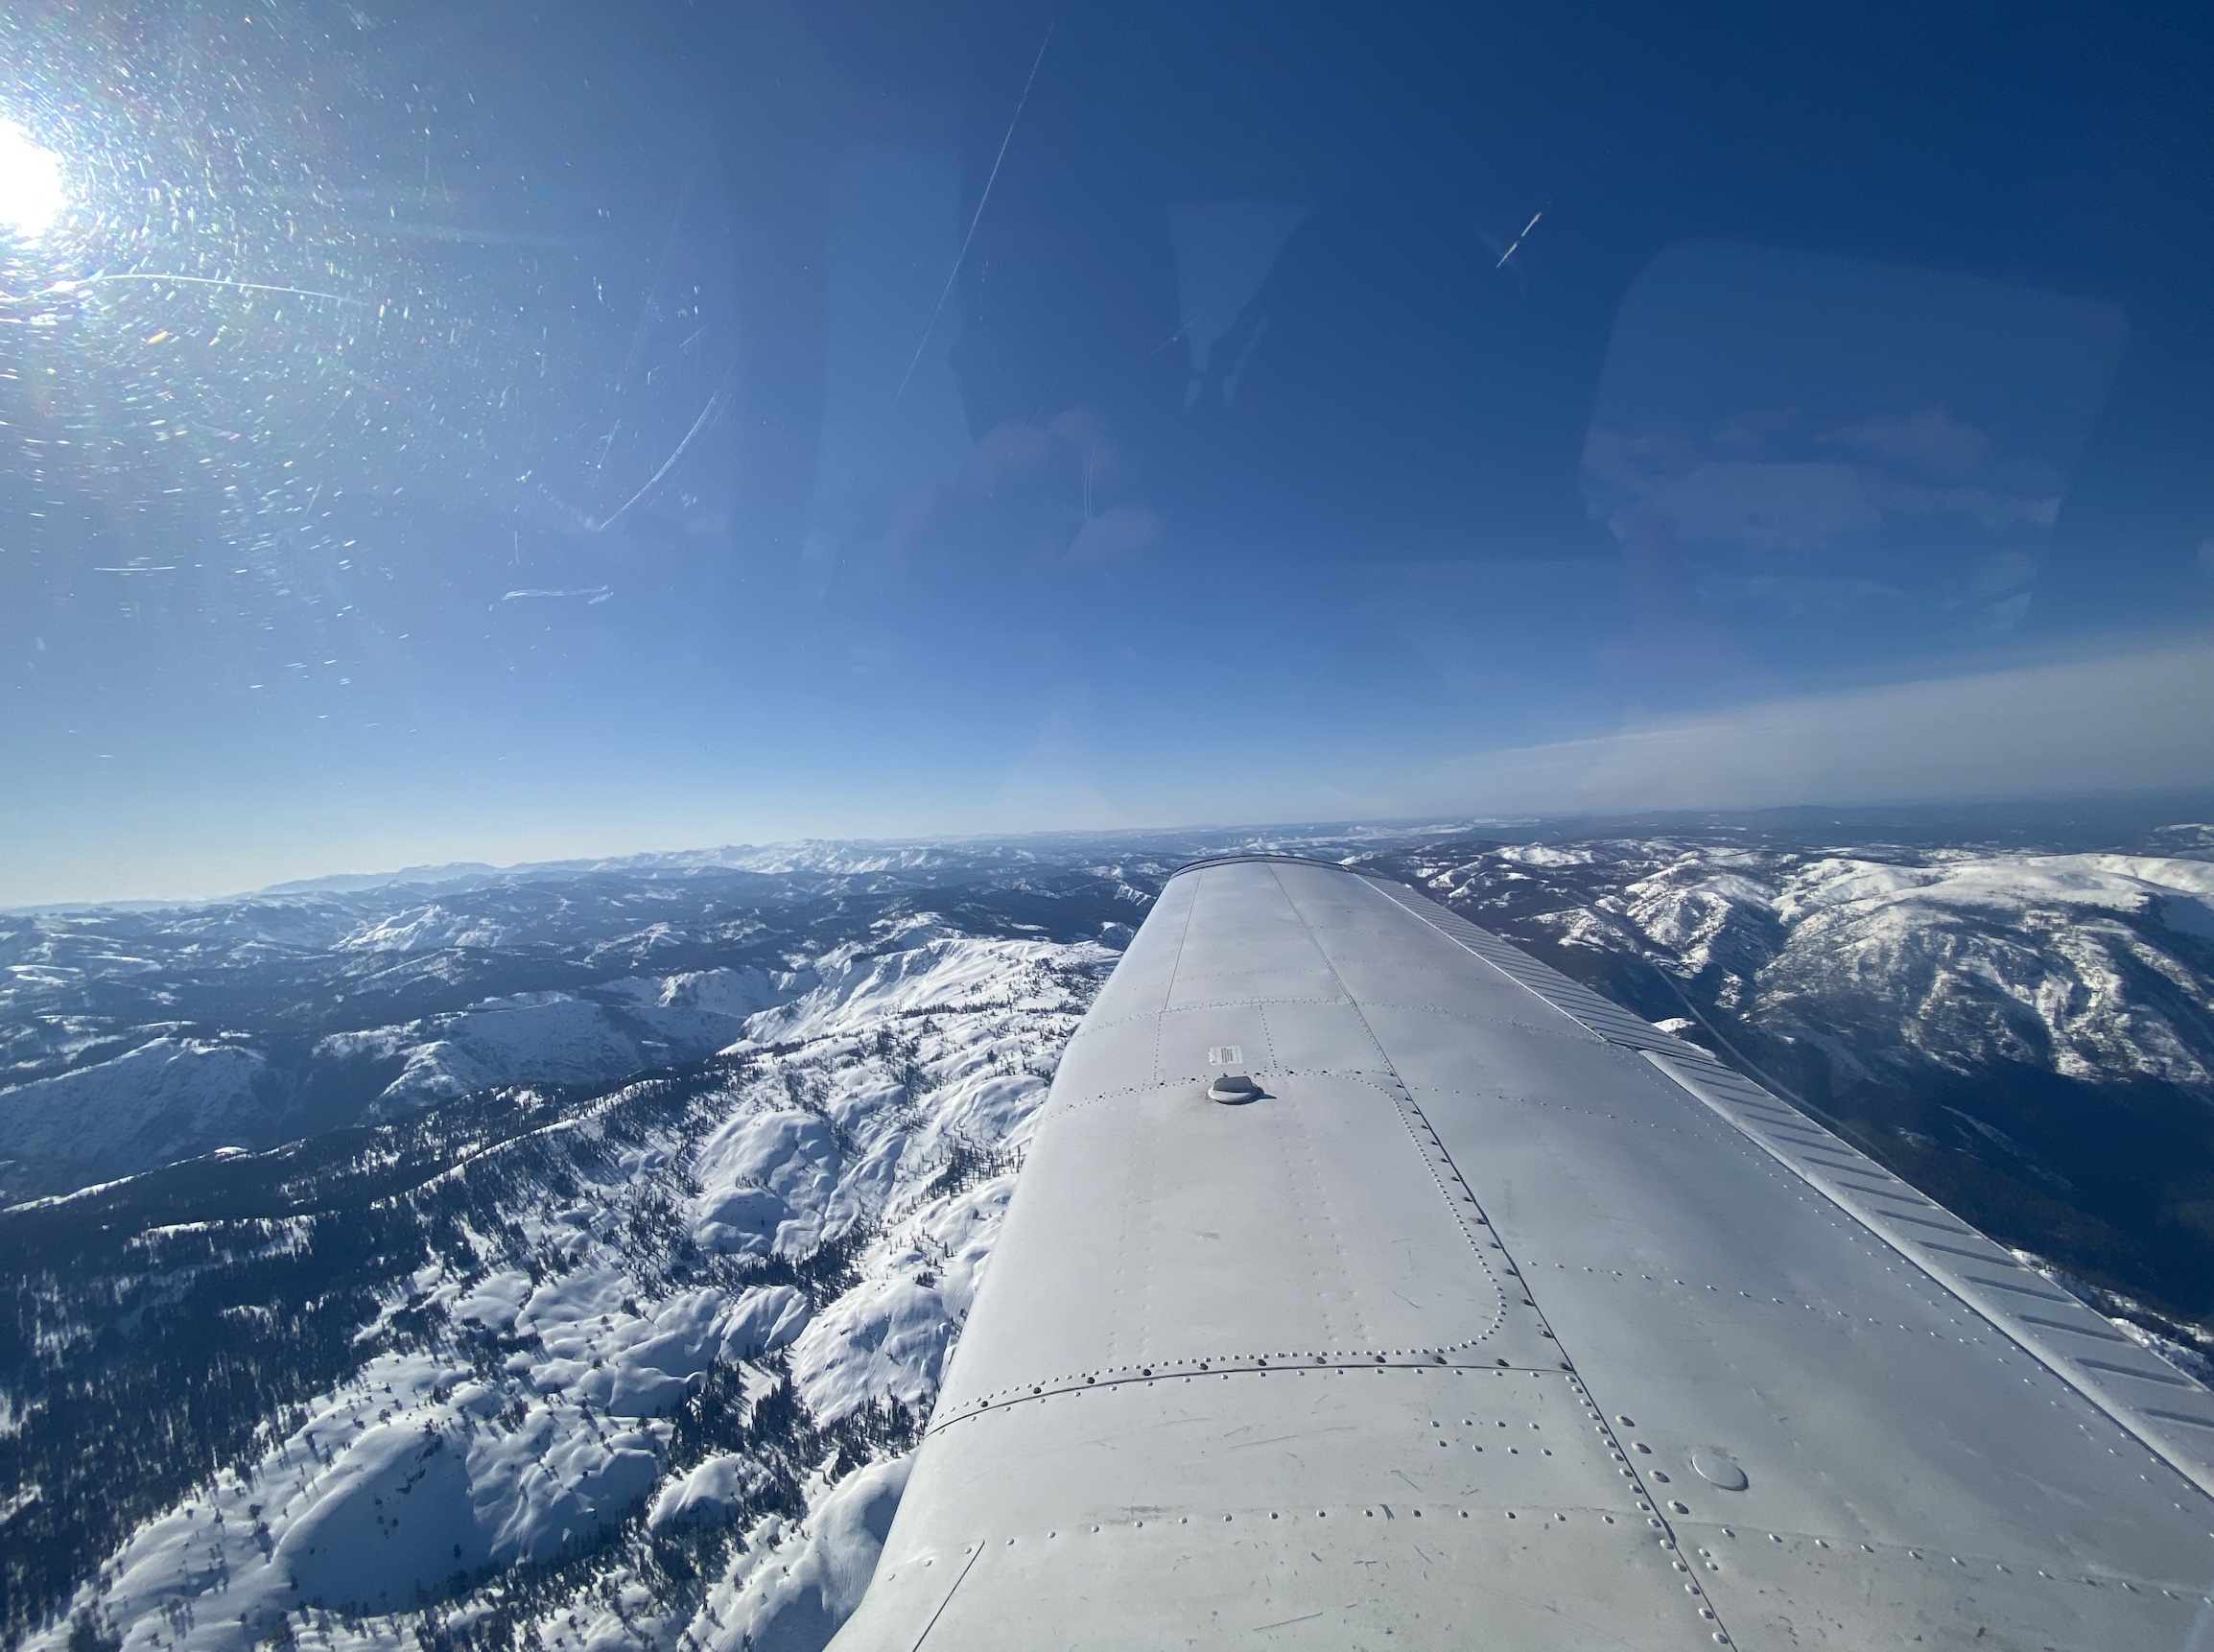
1;4;2207;899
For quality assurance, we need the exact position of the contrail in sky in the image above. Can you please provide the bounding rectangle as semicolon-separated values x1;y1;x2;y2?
1496;208;1545;270
893;17;1057;403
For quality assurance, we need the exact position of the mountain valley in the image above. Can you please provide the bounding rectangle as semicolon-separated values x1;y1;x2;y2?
8;808;2214;1652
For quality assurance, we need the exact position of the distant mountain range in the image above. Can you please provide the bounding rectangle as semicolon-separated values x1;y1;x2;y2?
1366;815;2214;1321
5;805;2212;1652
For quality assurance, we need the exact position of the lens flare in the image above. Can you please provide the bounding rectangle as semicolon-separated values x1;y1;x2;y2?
0;117;64;239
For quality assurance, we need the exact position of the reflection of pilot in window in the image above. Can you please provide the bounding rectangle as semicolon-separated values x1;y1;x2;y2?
656;3;2208;634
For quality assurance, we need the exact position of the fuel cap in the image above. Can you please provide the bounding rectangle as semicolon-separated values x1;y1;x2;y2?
1691;1451;1748;1491
1208;1072;1262;1104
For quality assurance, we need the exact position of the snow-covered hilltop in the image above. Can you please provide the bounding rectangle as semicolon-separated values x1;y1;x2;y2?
0;853;1136;1201
1375;822;2214;1332
6;810;2214;1652
0;828;1387;1199
1408;839;2214;1087
9;925;1113;1652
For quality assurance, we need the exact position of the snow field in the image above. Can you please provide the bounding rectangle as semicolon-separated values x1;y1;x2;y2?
32;932;1115;1652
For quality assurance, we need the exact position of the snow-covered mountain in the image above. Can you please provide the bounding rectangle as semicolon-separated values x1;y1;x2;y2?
0;855;1078;1200
6;808;2214;1652
4;920;1116;1652
1369;815;2214;1320
0;827;1465;1200
1403;838;2214;1084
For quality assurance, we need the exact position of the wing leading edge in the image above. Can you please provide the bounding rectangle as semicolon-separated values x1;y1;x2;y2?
827;856;2214;1650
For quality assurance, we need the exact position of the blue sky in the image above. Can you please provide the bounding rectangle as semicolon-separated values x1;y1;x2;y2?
3;0;2211;904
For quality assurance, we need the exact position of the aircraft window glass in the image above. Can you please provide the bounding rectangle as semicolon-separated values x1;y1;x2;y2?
1;4;2207;899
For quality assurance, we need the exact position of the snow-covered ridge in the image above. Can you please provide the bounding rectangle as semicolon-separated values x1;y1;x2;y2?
0;822;1416;1198
1426;841;2214;1087
23;929;1114;1652
0;1038;280;1170
318;965;802;1119
0;965;804;1196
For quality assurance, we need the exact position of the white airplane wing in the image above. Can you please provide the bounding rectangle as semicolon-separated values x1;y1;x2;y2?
828;855;2214;1649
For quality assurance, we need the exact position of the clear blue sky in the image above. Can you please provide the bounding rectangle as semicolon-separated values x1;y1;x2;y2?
3;0;2210;904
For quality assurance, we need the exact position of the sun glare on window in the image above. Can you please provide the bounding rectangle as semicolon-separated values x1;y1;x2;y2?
0;117;65;240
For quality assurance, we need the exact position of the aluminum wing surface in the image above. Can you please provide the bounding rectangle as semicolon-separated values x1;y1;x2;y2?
826;856;2214;1650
